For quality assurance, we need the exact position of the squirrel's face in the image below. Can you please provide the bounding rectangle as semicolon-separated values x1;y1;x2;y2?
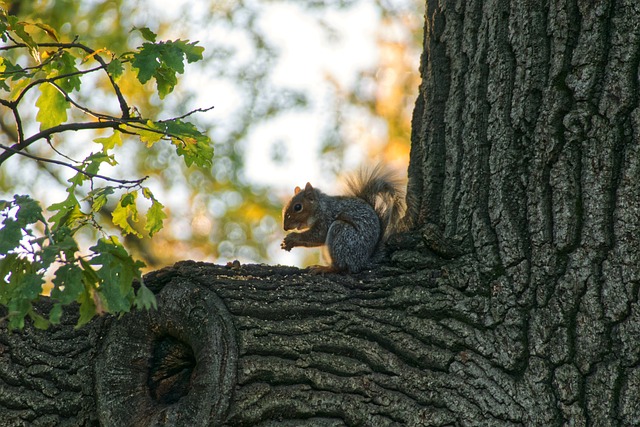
282;182;317;231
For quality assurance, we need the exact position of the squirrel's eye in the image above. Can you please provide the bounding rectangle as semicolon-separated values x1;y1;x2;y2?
293;203;302;212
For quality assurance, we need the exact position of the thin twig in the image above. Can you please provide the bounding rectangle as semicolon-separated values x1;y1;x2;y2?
12;64;104;106
48;80;110;121
45;42;130;119
0;143;149;186
158;106;215;122
46;138;80;164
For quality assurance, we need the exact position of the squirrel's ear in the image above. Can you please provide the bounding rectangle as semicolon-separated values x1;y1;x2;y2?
304;182;314;192
294;186;301;195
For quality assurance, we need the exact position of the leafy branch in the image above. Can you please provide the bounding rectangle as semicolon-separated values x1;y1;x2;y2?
0;12;213;329
0;142;148;186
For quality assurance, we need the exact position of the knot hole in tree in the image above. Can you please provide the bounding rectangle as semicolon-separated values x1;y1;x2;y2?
95;279;238;426
147;334;196;405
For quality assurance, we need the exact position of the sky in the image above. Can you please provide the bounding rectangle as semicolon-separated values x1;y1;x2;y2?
245;2;381;187
152;0;385;189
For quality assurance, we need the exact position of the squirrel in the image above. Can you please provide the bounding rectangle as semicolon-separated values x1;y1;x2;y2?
281;164;406;273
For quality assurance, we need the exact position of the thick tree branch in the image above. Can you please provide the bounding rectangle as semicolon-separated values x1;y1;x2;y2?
0;121;122;165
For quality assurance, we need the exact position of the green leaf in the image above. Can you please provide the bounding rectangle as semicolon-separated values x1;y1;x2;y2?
131;42;161;84
63;152;117;189
155;64;178;99
14;194;46;226
145;199;166;237
7;16;39;61
131;39;204;98
0;195;46;253
49;303;63;325
5;271;45;329
134;120;164;147
21;273;44;299
51;51;81;92
135;283;157;310
29;310;50;330
0;254;21;295
158;43;185;74
51;263;84;304
79;257;100;285
87;187;114;212
76;286;97;328
174;39;205;63
0;219;22;253
152;119;214;167
48;193;85;231
121;192;136;207
175;136;214;168
0;14;8;41
36;82;68;130
7;299;28;330
106;58;124;81
84;151;116;176
0;255;43;331
0;57;28;91
112;192;141;237
91;236;145;277
89;237;145;313
40;226;78;265
68;171;86;187
99;278;132;313
134;27;157;42
53;229;79;258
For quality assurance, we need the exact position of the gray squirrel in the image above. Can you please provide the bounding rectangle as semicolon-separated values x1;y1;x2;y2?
281;164;406;273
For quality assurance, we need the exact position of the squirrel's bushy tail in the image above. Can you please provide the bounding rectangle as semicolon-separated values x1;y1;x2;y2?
344;164;406;241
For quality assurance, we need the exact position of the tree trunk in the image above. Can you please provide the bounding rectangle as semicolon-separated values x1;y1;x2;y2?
408;0;640;424
2;0;640;425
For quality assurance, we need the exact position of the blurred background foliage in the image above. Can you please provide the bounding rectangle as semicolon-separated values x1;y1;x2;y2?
0;0;423;270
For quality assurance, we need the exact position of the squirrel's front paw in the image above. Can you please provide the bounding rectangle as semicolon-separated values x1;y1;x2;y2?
281;236;294;251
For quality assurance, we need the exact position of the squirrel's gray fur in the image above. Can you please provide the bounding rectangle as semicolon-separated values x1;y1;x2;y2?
281;164;405;273
343;164;406;242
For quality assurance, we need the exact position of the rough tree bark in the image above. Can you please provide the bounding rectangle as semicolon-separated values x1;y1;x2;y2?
2;0;640;425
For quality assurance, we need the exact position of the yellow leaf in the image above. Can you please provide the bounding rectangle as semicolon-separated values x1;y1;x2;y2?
94;131;123;151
